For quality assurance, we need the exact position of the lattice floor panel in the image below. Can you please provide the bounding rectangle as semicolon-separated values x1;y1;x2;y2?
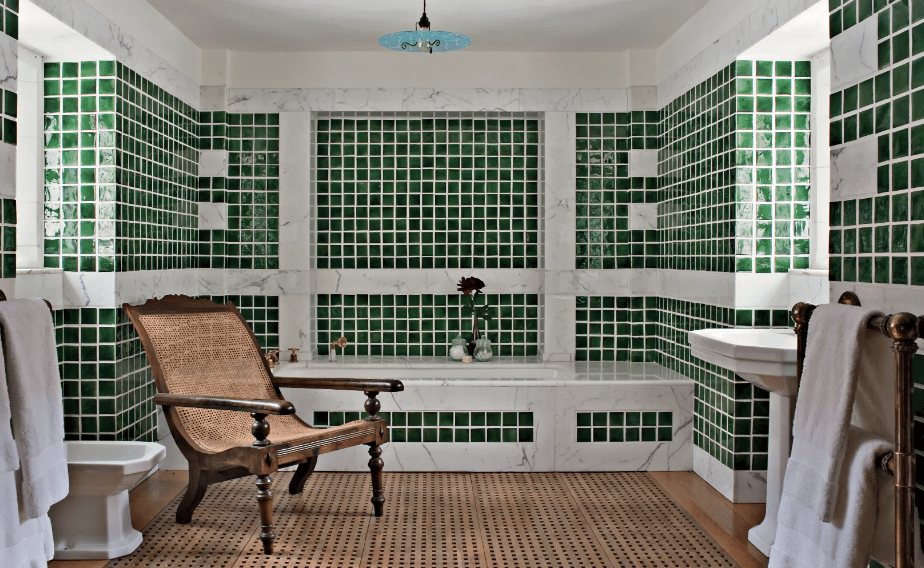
106;472;738;568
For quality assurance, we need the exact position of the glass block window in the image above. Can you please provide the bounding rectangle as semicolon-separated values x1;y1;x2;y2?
576;411;673;443
316;293;540;357
313;411;535;443
575;112;659;270
315;112;541;270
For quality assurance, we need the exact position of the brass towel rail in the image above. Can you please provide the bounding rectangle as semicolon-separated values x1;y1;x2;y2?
792;291;923;568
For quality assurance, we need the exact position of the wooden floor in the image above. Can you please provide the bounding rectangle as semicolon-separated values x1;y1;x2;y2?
50;469;769;568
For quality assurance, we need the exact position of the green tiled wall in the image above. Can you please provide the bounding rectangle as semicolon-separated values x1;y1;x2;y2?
0;87;15;146
316;293;540;357
57;307;156;442
0;198;15;278
575;112;660;270
576;411;673;443
575;296;775;471
313;410;534;443
0;0;17;40
42;61;198;272
315;114;541;270
202;295;280;350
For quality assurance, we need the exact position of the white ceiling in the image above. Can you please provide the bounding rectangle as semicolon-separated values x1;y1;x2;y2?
144;0;713;52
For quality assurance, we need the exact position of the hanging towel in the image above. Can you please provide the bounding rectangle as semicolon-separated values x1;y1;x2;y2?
0;339;18;473
0;470;55;568
0;299;68;520
783;303;884;522
769;426;907;568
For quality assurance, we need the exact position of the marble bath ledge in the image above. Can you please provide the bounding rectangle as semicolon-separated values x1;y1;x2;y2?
272;358;694;386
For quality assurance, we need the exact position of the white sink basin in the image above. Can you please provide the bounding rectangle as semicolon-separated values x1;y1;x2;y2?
688;327;799;557
689;328;797;395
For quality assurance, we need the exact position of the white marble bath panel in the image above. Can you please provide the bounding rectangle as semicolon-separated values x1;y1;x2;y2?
629;86;658;111
555;384;694;471
280;386;557;472
199;85;227;111
734;273;792;309
198;150;228;178
629;150;659;179
544;112;576;271
543;269;633;296
14;269;64;307
314;269;543;295
694;446;767;503
197;203;228;231
658;0;818;107
29;0;199;106
229;88;633;113
115;270;198;305
517;89;629;112
196;268;227;297
830;15;878;92
629;203;658;231
831;137;878;201
787;269;829;307
279;112;314;271
543;295;576;362
0;142;16;198
0;33;16;92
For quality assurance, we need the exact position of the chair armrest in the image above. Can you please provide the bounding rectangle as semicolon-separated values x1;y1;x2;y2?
155;393;296;415
271;376;404;393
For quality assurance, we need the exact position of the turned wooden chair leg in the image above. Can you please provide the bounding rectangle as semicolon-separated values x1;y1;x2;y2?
367;443;385;517
176;468;208;524
255;474;275;554
289;457;318;495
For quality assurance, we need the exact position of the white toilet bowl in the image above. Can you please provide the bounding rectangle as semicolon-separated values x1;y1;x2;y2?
49;441;166;559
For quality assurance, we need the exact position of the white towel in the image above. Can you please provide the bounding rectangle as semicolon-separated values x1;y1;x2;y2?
769;426;897;568
0;470;55;568
784;303;885;522
0;300;68;519
0;340;18;473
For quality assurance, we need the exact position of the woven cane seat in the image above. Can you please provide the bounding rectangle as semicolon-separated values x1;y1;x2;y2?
138;311;368;453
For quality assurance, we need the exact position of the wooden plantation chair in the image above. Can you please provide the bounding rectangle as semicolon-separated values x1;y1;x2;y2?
123;295;403;554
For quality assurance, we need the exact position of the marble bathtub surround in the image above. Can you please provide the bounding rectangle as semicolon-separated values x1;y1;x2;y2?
315;293;540;357
315;112;541;270
828;0;924;287
576;410;674;443
313;410;535;444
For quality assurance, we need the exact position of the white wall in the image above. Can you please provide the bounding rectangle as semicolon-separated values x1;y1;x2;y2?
15;46;42;269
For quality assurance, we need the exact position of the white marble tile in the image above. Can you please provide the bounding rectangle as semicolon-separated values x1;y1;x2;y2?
830;15;879;92
543;269;632;296
197;202;227;231
693;447;768;503
629;150;659;178
555;384;694;471
13;269;63;307
788;270;829;306
279;293;314;361
224;269;299;296
734;273;792;309
629;203;658;231
518;89;629;112
334;88;413;112
198;150;228;178
30;0;198;105
831;137;878;200
115;270;198;305
629;86;658;111
0;142;16;198
544;112;576;271
279;113;314;271
399;89;521;112
199;85;227;111
196;268;227;297
314;269;543;295
227;88;334;112
660;270;736;307
62;272;115;307
0;33;16;92
629;268;662;297
543;295;575;362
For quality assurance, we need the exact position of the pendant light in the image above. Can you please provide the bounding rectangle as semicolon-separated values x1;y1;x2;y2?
378;0;471;54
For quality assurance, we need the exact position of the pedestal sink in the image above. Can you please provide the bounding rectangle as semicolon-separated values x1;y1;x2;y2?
688;328;798;557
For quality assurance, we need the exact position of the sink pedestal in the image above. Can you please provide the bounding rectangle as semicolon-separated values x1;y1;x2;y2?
742;381;794;556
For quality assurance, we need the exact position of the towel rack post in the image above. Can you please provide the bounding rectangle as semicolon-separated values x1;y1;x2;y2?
886;313;919;568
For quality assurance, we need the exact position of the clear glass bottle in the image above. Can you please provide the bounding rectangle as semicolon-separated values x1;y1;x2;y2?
449;336;467;360
473;337;493;362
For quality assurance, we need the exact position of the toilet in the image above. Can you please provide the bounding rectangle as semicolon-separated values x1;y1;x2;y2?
49;441;166;559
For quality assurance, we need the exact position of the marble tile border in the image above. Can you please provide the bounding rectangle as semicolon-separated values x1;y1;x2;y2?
693;446;767;503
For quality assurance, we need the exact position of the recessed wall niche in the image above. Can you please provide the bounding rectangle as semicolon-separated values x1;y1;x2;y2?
314;112;542;270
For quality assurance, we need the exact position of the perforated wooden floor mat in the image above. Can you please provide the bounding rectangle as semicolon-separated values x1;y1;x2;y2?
106;472;738;568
